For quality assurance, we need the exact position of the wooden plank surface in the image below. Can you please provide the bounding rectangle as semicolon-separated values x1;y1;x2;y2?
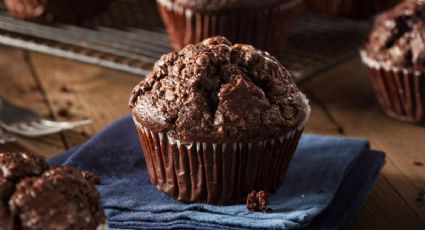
301;58;425;228
300;58;425;228
0;46;424;228
0;46;65;156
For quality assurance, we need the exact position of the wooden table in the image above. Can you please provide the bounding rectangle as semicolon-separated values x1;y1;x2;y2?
0;45;424;229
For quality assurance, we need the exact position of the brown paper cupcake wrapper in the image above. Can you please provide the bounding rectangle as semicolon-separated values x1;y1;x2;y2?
157;0;301;55
305;0;398;19
133;118;303;204
361;51;425;123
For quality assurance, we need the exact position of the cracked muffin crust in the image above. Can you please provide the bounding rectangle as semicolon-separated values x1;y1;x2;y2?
363;0;425;70
130;36;310;143
0;152;106;230
10;166;105;230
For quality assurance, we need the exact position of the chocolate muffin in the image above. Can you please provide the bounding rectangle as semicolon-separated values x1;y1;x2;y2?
10;166;106;230
0;152;107;230
305;0;400;19
361;0;425;122
4;0;110;22
130;36;310;204
157;0;301;56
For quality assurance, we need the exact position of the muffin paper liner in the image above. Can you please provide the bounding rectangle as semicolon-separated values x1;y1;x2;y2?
361;51;425;123
133;118;303;204
156;0;301;55
305;0;398;19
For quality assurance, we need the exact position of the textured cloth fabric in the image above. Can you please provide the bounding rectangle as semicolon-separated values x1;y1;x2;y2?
49;115;385;230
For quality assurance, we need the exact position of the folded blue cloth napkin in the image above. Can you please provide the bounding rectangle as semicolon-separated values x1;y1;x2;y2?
49;115;385;230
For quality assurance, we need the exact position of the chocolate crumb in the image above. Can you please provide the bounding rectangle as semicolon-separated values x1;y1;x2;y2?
413;161;423;167
57;107;71;118
246;190;269;212
246;191;257;211
66;101;74;107
417;189;425;204
60;85;74;93
80;130;89;137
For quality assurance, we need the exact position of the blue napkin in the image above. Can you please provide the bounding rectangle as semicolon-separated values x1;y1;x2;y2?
49;115;385;230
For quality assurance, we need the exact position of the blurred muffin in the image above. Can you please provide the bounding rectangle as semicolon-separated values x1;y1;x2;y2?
157;0;301;56
305;0;400;19
361;0;425;122
4;0;110;22
129;36;310;204
0;152;107;230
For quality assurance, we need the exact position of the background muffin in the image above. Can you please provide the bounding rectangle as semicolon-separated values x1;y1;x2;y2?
0;152;107;230
361;0;425;122
157;0;301;56
305;0;400;19
4;0;110;22
130;36;310;204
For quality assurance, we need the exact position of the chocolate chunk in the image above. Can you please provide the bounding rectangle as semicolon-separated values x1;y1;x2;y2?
246;190;269;212
130;36;310;143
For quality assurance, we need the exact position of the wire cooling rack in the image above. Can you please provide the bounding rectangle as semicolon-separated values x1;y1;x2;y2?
0;0;370;82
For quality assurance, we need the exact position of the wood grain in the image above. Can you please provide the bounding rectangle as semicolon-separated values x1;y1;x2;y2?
0;47;65;157
27;51;141;148
302;57;425;227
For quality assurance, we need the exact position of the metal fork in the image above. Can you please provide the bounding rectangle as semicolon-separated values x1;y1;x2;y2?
0;97;92;137
0;128;15;144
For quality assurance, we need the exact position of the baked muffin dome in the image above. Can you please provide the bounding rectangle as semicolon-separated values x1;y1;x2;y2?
4;0;110;22
363;0;425;70
0;152;106;230
10;166;106;230
130;36;310;143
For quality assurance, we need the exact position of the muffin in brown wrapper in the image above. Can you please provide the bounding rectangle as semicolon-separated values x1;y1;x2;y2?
129;36;310;204
361;1;425;122
133;119;303;204
305;0;399;19
361;51;425;122
156;0;301;55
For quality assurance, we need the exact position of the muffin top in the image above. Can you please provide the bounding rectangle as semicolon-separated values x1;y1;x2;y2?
10;166;105;230
0;152;49;181
0;152;106;230
363;0;425;70
158;0;294;11
130;36;310;143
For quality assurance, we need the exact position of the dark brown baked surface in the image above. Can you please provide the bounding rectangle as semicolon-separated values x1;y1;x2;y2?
0;152;105;230
0;152;48;181
158;0;290;11
130;36;310;143
4;0;110;22
10;166;106;230
364;0;425;70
